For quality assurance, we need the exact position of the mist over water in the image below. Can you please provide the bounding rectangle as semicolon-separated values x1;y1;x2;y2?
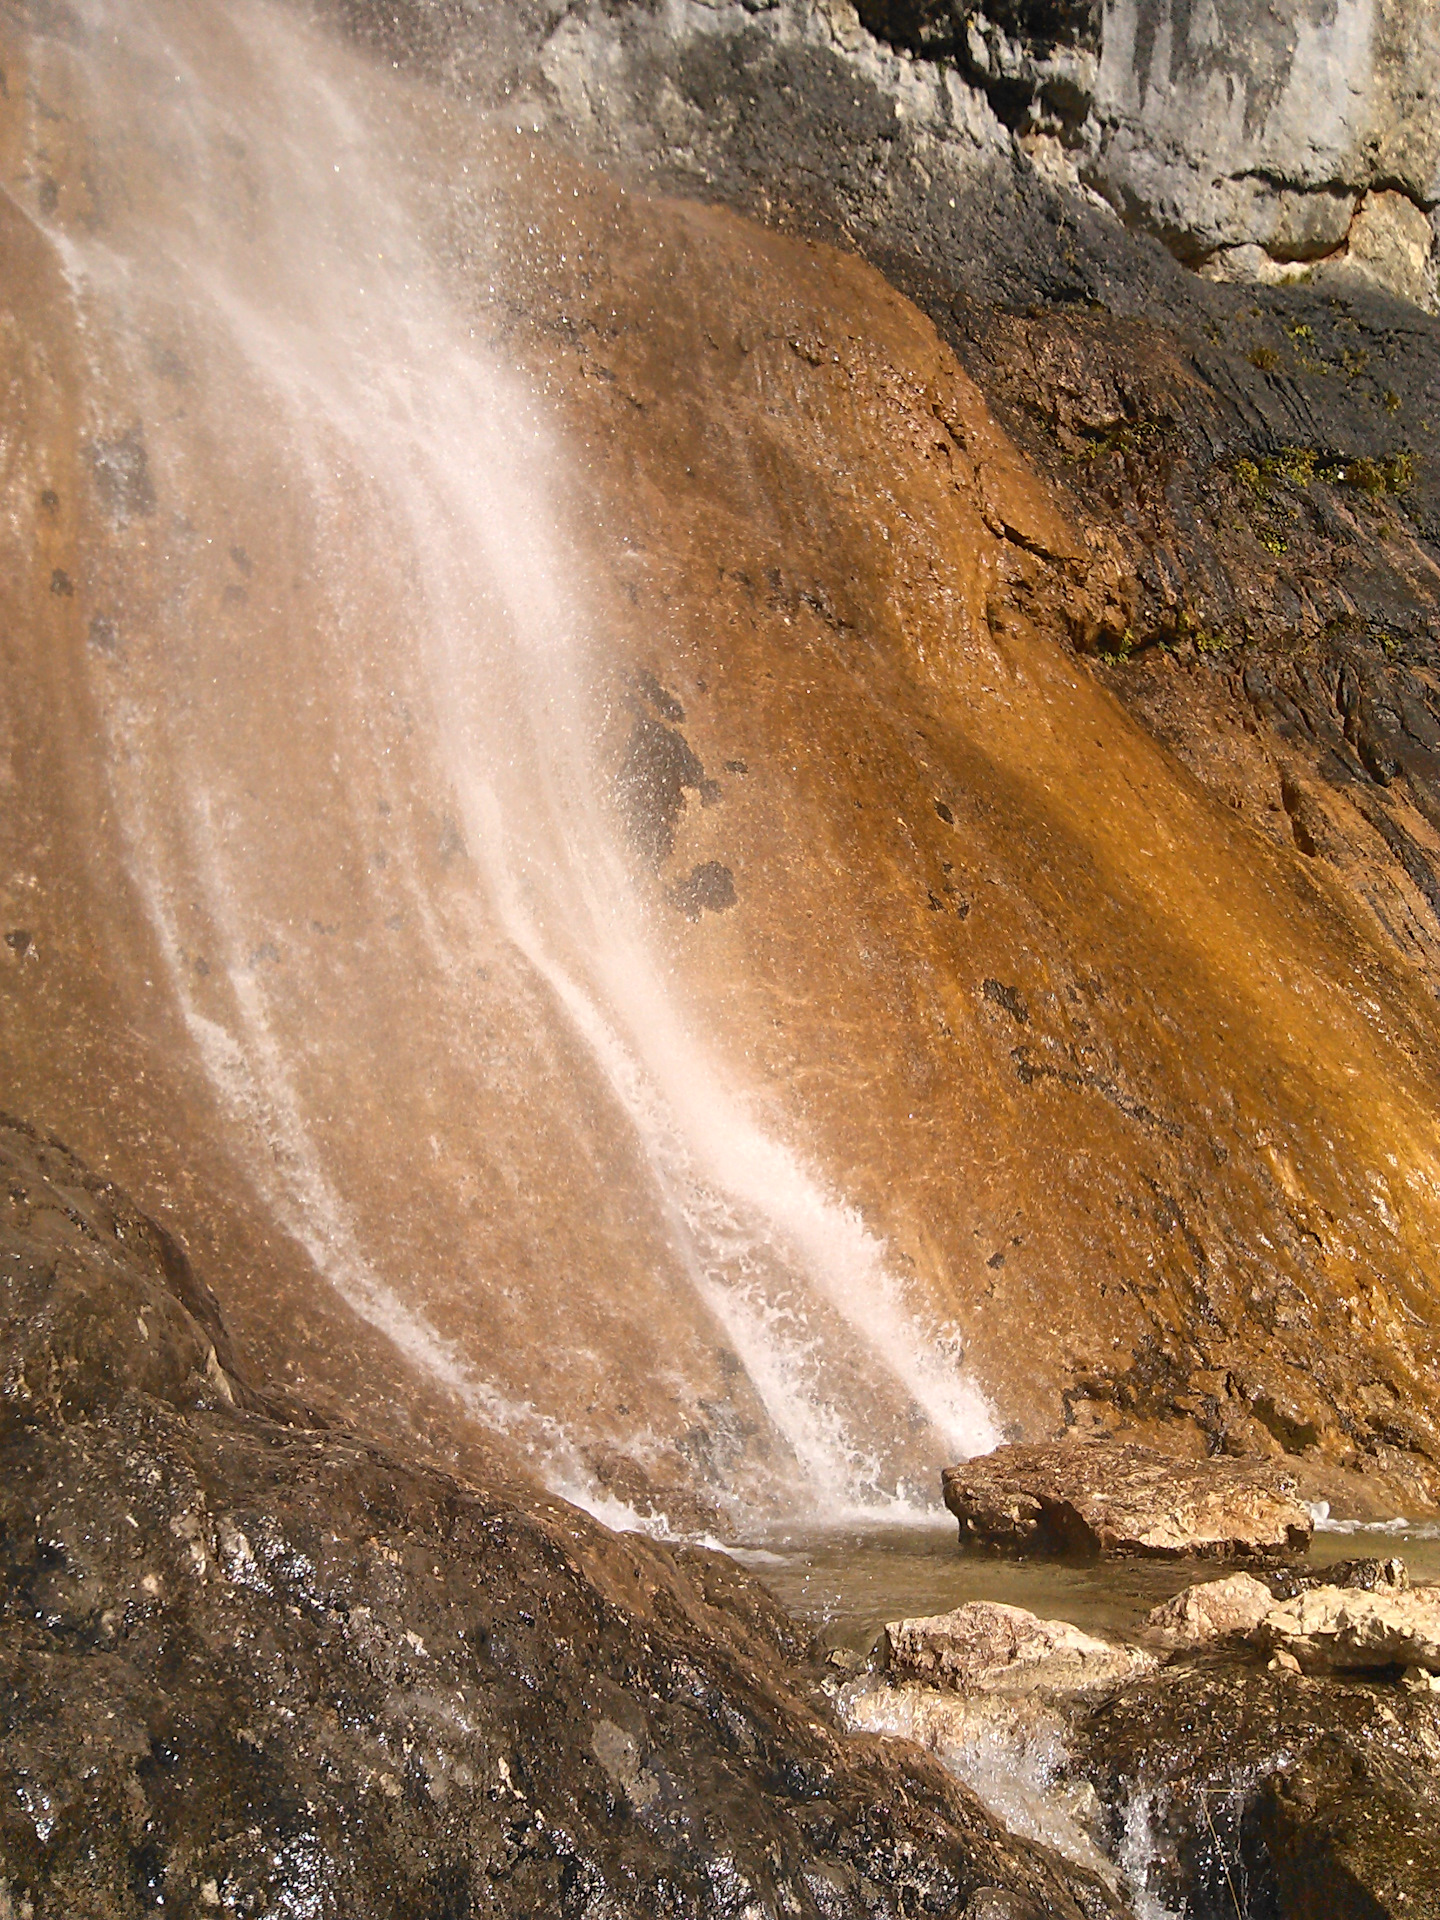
19;0;996;1531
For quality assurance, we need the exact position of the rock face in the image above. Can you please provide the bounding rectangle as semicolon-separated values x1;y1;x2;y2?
885;1600;1156;1694
1074;1663;1440;1919
1087;0;1440;303
1143;1570;1277;1645
0;1115;1128;1920
853;0;1440;307
9;0;1440;1526
942;1442;1313;1558
1258;1582;1440;1673
1258;1733;1440;1920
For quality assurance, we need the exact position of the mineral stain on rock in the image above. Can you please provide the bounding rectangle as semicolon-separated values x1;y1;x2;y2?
86;425;156;521
615;701;722;871
667;859;738;921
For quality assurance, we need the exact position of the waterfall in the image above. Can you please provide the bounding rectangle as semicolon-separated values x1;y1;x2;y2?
16;0;996;1532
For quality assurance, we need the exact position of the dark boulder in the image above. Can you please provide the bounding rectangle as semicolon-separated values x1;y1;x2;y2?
0;1114;1125;1919
1257;1734;1440;1920
1073;1664;1440;1920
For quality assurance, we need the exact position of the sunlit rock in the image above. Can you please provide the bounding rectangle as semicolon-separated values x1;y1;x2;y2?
1143;1570;1276;1645
836;1678;1123;1894
884;1600;1156;1694
1257;1582;1440;1674
943;1441;1314;1558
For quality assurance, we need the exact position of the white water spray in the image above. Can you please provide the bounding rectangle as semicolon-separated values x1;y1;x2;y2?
23;0;996;1529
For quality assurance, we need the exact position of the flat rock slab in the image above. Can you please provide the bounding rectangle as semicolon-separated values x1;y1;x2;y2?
884;1600;1156;1696
942;1441;1313;1559
1257;1583;1440;1674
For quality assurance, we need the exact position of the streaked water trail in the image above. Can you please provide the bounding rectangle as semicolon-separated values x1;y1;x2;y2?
23;0;996;1528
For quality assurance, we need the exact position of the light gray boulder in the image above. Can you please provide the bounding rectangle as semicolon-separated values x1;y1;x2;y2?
1145;1570;1277;1645
1256;1582;1440;1674
884;1599;1157;1695
1083;0;1440;306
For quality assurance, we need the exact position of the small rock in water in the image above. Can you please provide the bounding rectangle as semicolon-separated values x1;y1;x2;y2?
1256;1582;1440;1674
884;1600;1155;1697
1145;1570;1277;1645
1268;1554;1410;1600
942;1440;1313;1559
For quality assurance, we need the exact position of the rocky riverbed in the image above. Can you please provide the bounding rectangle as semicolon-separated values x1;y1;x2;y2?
6;1109;1439;1918
839;1557;1440;1917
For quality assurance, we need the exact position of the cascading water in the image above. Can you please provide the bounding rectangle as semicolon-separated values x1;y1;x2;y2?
14;0;996;1533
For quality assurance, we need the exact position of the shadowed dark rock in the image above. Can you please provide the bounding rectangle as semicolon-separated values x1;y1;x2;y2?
1257;1734;1440;1920
1075;1666;1440;1920
0;1115;1126;1920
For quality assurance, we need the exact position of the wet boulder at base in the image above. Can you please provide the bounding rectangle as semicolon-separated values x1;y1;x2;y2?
1257;1734;1440;1920
0;1113;1128;1920
1072;1663;1440;1920
884;1601;1156;1696
942;1441;1313;1559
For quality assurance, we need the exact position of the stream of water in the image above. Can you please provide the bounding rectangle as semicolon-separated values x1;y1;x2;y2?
739;1518;1440;1650
17;0;996;1532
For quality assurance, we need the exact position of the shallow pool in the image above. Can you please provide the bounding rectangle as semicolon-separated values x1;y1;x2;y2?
733;1517;1440;1651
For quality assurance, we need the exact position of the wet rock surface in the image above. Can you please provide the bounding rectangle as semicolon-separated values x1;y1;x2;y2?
1074;1659;1440;1920
283;0;1440;1499
840;1550;1440;1918
884;1601;1155;1695
942;1443;1313;1559
0;1114;1126;1920
1257;1733;1440;1920
9;0;1440;1529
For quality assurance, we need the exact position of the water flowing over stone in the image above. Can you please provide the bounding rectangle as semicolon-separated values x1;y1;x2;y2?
5;0;1440;1534
0;1114;1121;1920
2;0;1004;1534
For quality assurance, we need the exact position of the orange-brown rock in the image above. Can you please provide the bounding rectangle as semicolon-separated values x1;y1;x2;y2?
942;1441;1313;1558
2;0;1439;1530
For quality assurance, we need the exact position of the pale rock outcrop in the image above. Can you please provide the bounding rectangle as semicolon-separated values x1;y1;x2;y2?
1257;1582;1440;1674
943;1442;1313;1559
1145;1571;1277;1645
1086;0;1440;307
885;1599;1156;1694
